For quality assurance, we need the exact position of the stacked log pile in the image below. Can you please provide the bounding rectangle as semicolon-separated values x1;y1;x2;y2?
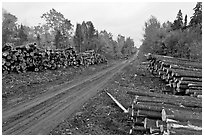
2;43;107;74
76;50;107;67
127;90;202;135
146;54;202;97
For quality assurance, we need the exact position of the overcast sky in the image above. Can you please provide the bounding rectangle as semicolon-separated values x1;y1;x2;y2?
2;2;196;47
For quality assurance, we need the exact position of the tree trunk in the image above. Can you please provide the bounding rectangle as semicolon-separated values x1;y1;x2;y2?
127;91;202;108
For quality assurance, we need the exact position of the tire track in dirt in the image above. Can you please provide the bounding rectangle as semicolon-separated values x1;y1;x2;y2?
2;51;139;135
2;62;122;120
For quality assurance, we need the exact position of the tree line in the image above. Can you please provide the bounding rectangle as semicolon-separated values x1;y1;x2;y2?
2;8;137;59
140;2;202;61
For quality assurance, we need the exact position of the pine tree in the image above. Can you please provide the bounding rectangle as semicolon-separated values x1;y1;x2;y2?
182;14;188;30
184;14;188;27
190;2;202;26
171;10;183;30
86;21;96;39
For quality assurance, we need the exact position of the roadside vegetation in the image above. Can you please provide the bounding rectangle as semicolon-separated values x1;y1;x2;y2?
140;2;202;61
2;8;137;60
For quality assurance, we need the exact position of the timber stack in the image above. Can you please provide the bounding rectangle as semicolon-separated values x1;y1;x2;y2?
2;43;107;74
127;90;202;135
146;53;202;98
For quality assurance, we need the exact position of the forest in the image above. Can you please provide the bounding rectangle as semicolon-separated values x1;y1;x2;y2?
2;8;137;59
140;2;202;62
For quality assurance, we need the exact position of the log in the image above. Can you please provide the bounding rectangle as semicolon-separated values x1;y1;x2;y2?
169;128;202;135
132;115;146;122
136;102;201;112
188;83;202;87
150;127;162;134
170;64;202;72
176;83;188;89
167;121;202;135
134;121;144;127
127;91;202;108
144;118;157;129
186;89;202;94
161;108;202;123
171;69;202;78
188;86;202;90
136;110;162;120
133;103;163;112
131;126;149;134
185;89;202;96
177;80;202;85
156;120;166;128
160;59;202;69
181;77;202;82
2;43;107;74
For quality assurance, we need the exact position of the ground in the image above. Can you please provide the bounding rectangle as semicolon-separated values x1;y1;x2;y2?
2;61;115;109
49;52;166;135
2;52;201;135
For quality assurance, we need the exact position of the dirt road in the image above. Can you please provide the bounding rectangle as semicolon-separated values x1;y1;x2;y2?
2;51;139;135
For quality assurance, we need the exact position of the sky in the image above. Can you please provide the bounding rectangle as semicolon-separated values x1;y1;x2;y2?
2;1;197;48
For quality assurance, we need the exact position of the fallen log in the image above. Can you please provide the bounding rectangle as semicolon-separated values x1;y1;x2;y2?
167;122;202;135
136;110;162;120
181;77;202;82
131;126;150;134
169;128;202;135
150;127;162;134
170;64;202;72
185;89;202;96
177;80;202;85
136;102;201;112
160;59;202;69
176;83;188;89
188;86;202;90
161;108;202;123
106;92;128;113
134;121;145;127
127;91;202;108
133;103;162;112
144;118;157;129
171;69;202;78
188;83;202;87
156;120;166;128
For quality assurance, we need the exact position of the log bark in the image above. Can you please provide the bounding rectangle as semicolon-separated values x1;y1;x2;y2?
160;59;202;69
133;103;162;112
136;102;201;112
188;86;202;90
169;128;202;135
131;126;149;133
171;69;202;78
170;64;202;72
178;80;202;85
188;83;202;87
136;110;162;120
150;127;162;134
185;89;202;96
127;91;202;108
181;77;202;82
161;108;202;123
176;83;188;89
134;121;144;127
144;118;157;129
